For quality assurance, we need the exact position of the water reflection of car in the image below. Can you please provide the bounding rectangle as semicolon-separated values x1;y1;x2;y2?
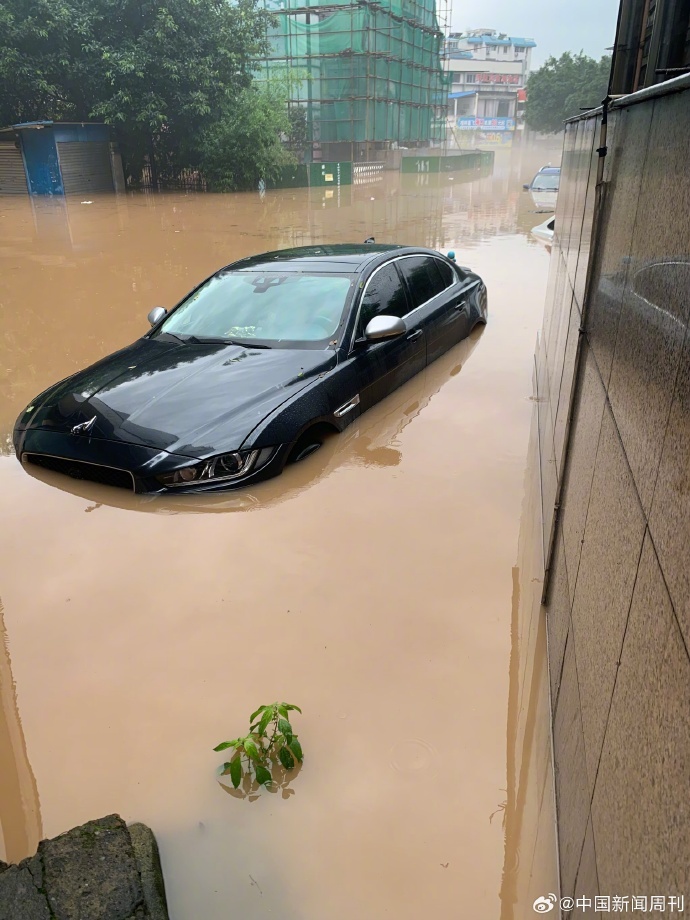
14;244;488;494
22;331;483;514
597;259;690;337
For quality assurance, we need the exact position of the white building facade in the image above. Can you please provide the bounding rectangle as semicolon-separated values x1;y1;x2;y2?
444;29;536;146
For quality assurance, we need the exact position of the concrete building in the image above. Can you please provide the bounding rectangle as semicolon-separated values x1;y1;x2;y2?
257;0;451;164
443;29;536;147
535;71;690;907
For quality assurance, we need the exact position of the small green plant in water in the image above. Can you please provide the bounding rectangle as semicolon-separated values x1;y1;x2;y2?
213;702;303;788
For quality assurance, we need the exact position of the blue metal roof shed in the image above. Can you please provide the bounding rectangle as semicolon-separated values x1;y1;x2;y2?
0;122;125;196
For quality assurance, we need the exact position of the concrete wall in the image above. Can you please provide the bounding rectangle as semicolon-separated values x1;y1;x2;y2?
536;74;690;911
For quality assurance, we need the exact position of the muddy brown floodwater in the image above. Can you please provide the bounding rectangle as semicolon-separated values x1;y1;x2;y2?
0;146;561;919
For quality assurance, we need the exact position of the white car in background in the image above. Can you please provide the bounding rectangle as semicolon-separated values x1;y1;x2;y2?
524;165;560;211
531;216;555;246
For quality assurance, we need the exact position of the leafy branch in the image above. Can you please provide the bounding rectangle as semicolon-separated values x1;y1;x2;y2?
214;702;303;789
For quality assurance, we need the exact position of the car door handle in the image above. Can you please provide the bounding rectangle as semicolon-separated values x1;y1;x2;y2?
407;329;423;341
453;300;466;310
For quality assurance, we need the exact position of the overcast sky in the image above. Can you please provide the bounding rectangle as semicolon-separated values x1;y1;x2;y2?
449;0;621;67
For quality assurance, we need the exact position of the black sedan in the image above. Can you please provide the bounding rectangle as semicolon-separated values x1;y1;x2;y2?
14;243;488;493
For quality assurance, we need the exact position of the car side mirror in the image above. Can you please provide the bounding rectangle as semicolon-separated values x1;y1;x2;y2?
523;184;530;190
364;315;406;341
147;306;167;326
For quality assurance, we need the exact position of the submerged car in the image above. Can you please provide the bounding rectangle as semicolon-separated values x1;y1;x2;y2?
531;216;555;246
524;166;560;211
523;165;561;193
14;243;488;493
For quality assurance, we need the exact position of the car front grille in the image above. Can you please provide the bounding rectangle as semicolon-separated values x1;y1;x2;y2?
23;454;135;491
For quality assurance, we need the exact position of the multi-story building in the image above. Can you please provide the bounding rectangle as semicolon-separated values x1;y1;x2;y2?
257;0;450;164
443;29;536;146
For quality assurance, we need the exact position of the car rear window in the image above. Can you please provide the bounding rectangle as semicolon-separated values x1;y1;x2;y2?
434;258;457;289
398;256;447;308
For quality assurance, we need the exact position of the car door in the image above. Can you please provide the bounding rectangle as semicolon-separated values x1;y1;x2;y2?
350;259;426;413
397;255;470;365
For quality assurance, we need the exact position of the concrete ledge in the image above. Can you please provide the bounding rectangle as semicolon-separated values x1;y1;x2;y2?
0;815;169;920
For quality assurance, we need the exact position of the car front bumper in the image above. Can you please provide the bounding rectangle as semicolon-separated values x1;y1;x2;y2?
14;427;289;494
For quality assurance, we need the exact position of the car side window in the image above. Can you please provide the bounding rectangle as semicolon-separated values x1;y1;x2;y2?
398;257;447;309
357;262;408;336
434;258;458;289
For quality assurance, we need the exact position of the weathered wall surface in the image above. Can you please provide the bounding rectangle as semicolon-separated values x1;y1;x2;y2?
536;75;690;912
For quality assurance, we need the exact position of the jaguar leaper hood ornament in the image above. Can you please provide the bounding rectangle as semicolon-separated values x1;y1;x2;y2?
71;416;97;436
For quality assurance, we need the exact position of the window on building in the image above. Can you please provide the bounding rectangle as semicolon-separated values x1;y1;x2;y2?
478;99;499;117
465;73;476;83
497;100;511;117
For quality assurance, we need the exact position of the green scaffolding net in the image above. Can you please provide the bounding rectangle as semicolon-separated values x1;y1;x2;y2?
258;0;450;146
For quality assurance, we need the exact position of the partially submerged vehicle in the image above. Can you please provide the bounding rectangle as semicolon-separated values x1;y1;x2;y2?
524;166;560;212
15;243;488;494
531;216;555;246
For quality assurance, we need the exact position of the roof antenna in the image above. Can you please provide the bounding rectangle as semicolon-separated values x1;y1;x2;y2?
364;236;375;243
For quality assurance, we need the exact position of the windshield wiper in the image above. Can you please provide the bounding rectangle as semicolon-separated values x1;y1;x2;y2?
156;331;189;345
187;335;271;348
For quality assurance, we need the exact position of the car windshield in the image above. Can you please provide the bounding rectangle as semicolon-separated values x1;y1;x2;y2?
155;271;354;347
532;174;560;190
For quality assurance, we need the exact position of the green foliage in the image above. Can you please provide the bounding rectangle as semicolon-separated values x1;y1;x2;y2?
285;106;309;159
526;52;612;134
0;0;275;182
214;702;304;790
197;80;295;191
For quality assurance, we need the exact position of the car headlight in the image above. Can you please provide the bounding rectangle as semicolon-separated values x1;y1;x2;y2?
156;448;273;488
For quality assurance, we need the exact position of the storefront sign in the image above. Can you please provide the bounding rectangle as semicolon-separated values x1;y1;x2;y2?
475;73;521;84
457;117;516;131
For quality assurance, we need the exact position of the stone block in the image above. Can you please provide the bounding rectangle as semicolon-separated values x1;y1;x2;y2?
0;862;51;920
649;324;690;651
571;818;600;918
570;405;646;782
553;636;590;900
585;103;654;387
559;344;607;606
573;116;600;311
128;824;169;920
546;521;571;707
608;257;690;515
553;297;582;480
40;815;147;920
591;534;690;898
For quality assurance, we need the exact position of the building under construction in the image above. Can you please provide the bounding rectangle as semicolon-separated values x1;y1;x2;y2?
259;0;451;162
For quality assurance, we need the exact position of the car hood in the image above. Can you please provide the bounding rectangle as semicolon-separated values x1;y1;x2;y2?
18;337;336;457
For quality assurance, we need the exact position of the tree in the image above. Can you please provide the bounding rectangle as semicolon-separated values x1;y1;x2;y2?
285;106;309;161
0;0;84;127
525;52;612;134
0;0;275;182
198;80;295;191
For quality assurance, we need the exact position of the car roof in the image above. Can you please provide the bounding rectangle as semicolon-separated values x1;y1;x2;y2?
537;166;560;174
225;244;432;274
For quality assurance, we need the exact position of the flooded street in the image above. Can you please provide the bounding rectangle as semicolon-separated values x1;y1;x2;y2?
0;147;559;919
